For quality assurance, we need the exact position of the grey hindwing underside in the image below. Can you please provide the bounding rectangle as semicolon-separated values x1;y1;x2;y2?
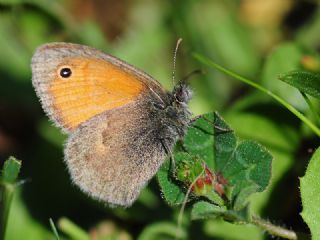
64;98;167;207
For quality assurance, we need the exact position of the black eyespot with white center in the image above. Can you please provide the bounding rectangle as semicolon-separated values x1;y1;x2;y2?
59;67;72;78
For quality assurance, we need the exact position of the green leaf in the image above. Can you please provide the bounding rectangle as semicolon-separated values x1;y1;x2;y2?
191;201;250;223
279;70;320;99
231;141;271;203
225;109;298;214
300;147;320;240
191;201;226;220
158;112;272;212
214;113;272;210
183;113;215;169
213;112;236;172
157;153;187;205
0;157;21;184
175;152;204;184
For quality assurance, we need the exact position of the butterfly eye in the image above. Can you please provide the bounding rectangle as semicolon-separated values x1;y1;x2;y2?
59;67;72;78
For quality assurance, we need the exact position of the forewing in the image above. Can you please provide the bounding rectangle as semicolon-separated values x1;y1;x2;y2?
31;42;164;132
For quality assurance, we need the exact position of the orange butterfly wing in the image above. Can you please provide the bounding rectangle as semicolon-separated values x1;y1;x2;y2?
49;57;144;130
32;43;161;132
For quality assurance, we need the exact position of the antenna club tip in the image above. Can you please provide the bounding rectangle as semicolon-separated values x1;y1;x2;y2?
172;38;183;84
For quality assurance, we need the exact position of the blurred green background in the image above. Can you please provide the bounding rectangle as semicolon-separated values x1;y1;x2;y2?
1;0;320;239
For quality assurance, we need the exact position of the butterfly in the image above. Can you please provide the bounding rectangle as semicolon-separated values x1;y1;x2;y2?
31;42;192;207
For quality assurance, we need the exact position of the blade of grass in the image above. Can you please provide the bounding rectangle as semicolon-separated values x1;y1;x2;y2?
49;218;60;240
58;217;89;240
0;157;21;240
193;53;320;138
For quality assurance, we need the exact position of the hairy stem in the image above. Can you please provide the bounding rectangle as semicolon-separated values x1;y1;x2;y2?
252;216;310;240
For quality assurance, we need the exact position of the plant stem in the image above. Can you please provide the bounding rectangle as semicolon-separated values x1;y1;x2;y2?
0;157;21;240
252;216;296;239
193;53;320;138
300;91;320;126
0;184;14;240
251;216;310;240
49;218;60;240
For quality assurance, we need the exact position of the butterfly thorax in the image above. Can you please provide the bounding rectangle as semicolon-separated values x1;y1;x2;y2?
150;83;192;146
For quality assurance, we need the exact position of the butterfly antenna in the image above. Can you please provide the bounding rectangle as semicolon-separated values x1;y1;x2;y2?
180;69;205;84
172;38;183;85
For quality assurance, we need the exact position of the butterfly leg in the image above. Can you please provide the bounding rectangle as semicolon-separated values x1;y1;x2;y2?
190;115;201;124
160;139;176;177
190;115;233;133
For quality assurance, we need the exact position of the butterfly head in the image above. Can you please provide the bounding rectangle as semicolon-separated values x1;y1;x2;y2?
173;82;193;104
153;82;192;142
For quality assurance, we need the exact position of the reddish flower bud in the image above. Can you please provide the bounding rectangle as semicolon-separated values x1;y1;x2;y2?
196;178;204;189
214;183;225;197
204;175;212;185
205;166;214;179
